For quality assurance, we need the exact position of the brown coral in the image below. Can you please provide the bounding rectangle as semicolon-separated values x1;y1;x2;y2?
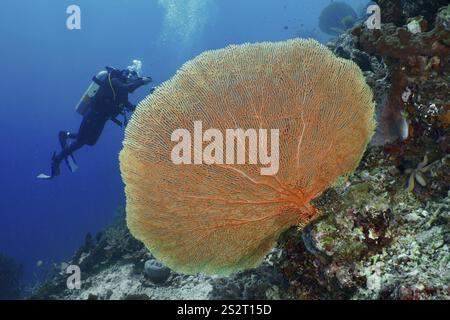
120;39;375;275
352;5;450;159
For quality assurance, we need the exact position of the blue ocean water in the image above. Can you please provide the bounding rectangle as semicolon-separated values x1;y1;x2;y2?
0;0;368;289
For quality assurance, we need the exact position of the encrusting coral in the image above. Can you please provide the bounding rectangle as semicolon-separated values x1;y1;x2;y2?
375;0;449;28
352;4;450;150
120;39;376;275
281;148;450;300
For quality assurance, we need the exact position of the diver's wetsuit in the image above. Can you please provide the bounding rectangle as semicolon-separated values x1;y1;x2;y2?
52;72;148;175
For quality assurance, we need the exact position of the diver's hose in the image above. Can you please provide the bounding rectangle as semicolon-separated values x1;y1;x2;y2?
108;73;117;102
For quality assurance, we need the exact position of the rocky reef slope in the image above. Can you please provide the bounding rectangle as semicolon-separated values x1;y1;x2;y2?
30;151;449;300
30;215;290;300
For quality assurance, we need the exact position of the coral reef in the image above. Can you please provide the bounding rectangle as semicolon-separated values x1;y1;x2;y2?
209;249;292;300
120;39;375;276
281;3;449;297
329;34;406;146
352;5;449;156
31;153;448;300
281;149;449;300
331;2;449;192
30;2;449;300
0;253;23;300
30;214;291;300
375;0;449;28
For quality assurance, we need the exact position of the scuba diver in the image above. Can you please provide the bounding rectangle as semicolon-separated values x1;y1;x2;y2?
37;60;153;179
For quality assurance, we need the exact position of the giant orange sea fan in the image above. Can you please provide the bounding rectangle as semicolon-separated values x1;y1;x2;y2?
120;39;376;275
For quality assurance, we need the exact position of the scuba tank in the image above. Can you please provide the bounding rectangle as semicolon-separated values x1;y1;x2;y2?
74;63;148;127
75;70;109;116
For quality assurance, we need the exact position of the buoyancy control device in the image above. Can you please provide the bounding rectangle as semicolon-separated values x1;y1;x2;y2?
74;67;129;127
75;70;109;116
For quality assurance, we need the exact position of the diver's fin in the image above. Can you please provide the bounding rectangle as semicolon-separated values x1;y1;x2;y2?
59;131;78;173
66;155;78;173
50;152;61;178
37;151;62;179
37;173;53;180
59;131;69;149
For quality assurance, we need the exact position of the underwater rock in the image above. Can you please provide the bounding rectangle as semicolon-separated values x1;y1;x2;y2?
0;253;23;300
355;193;450;299
29;153;449;301
331;34;374;71
351;4;450;163
354;7;450;61
29;214;290;300
281;146;450;300
144;260;171;284
327;33;404;146
208;249;291;300
375;0;449;28
123;294;151;300
319;1;358;36
68;212;148;277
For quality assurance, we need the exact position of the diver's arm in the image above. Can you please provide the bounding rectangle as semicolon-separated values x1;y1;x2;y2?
123;87;156;113
124;102;136;112
111;77;142;93
112;77;152;93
